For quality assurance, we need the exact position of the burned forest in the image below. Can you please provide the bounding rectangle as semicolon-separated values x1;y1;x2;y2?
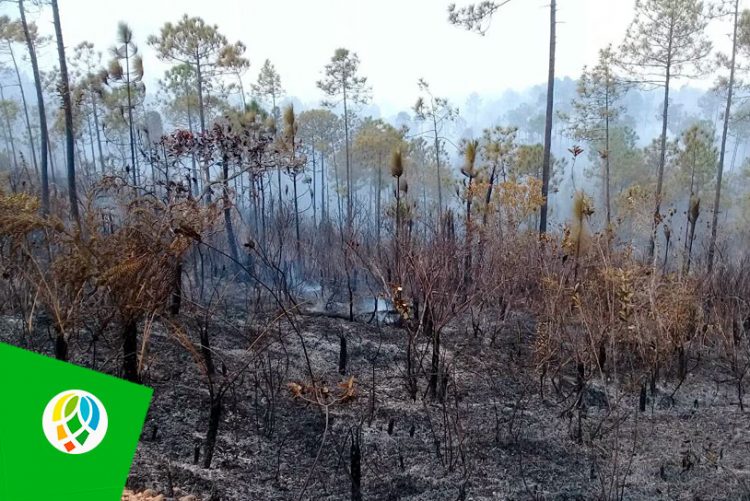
3;0;750;499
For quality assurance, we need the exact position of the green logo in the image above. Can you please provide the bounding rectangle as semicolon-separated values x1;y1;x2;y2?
0;342;152;500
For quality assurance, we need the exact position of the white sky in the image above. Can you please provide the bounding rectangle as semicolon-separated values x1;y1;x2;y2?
6;0;721;116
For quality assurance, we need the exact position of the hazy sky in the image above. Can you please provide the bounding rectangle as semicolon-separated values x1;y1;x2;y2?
5;0;715;116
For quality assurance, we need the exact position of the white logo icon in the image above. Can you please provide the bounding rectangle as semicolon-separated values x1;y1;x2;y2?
42;390;109;454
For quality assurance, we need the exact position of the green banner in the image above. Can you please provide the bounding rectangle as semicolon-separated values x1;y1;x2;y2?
0;342;152;500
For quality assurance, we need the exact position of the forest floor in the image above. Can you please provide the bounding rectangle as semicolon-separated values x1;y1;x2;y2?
4;305;750;500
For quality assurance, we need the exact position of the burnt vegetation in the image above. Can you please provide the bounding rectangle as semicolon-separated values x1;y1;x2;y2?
4;0;750;500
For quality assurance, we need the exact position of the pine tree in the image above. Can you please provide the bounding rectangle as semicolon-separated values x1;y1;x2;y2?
51;0;78;224
149;15;237;203
449;0;557;234
708;0;741;272
217;42;250;109
413;79;458;220
16;2;49;215
619;0;713;259
317;48;370;230
107;23;144;186
252;59;285;211
566;45;623;225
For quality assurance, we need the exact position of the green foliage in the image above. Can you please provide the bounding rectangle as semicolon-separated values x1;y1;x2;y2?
0;99;19;122
251;59;283;121
148;15;240;132
620;0;713;81
217;41;250;75
157;63;199;127
447;1;512;35
566;45;623;147
597;126;643;193
676;123;717;197
413;79;458;129
148;15;228;65
297;108;341;155
479;125;518;183
512;144;563;192
352;118;406;187
317;48;370;110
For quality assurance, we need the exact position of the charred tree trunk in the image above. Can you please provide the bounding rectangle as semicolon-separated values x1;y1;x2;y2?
7;43;38;178
339;334;348;375
539;0;556;234
200;324;215;376
19;0;49;215
203;396;222;469
222;154;240;267
293;173;300;256
426;301;440;399
648;42;672;260
709;0;739;272
54;328;68;361
677;345;687;382
122;319;139;383
350;428;362;501
406;330;417;400
196;58;211;204
51;0;79;224
92;94;106;174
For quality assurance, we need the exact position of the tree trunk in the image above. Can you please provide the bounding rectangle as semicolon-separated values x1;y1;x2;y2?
124;46;137;187
0;85;19;174
260;175;267;246
195;57;211;204
294;173;300;256
376;162;382;249
482;165;497;227
222;154;240;266
539;0;556;235
343;88;352;231
350;430;362;501
406;330;417;400
395;176;401;273
86;112;97;175
605;86;611;226
203;396;222;468
686;211;698;274
339;334;347;375
19;0;49;215
196;57;207;133
648;34;673;260
54;328;68;361
186;98;199;197
334;154;343;224
464;178;474;290
8;43;38;178
708;0;739;272
426;301;440;399
92;94;106;174
200;324;215;376
273;94;283;215
321;152;327;222
49;139;57;185
51;0;79;224
312;146;317;227
122;319;139;383
433;114;443;219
